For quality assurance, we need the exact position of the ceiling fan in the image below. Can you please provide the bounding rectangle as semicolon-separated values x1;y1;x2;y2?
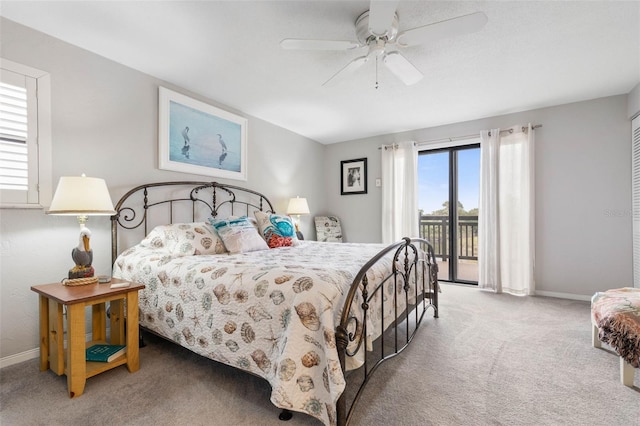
280;1;488;87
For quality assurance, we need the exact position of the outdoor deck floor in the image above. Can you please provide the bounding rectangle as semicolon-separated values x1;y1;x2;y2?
435;259;478;282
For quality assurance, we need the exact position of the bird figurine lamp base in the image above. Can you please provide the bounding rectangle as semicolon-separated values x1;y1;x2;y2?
69;217;95;279
69;265;95;279
293;217;304;240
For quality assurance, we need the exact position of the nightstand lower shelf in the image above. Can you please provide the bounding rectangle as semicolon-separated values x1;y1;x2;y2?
83;340;128;379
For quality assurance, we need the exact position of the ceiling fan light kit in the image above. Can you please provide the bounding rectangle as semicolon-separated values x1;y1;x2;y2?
280;1;488;88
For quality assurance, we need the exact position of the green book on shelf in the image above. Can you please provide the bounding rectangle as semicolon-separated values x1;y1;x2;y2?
86;344;126;362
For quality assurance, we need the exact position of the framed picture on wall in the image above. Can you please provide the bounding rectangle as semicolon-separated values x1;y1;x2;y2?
158;86;248;181
341;158;367;195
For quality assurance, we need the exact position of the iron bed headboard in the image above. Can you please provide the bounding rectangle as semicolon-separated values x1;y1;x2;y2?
110;181;274;265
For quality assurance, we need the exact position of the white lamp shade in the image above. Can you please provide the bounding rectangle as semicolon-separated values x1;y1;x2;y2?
286;196;310;215
47;175;116;215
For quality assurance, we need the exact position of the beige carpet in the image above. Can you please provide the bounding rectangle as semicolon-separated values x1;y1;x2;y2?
1;284;639;425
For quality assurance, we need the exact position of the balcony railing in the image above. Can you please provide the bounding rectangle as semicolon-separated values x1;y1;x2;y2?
419;215;478;261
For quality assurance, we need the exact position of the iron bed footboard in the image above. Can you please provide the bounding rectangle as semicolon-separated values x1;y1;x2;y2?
335;237;439;425
110;181;439;426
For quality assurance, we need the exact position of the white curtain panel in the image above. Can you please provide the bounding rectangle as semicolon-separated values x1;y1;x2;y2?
381;141;419;244
478;125;535;295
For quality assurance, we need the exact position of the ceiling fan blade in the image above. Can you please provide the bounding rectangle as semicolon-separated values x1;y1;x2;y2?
383;51;423;85
368;0;399;37
397;11;488;47
323;55;369;87
280;39;360;51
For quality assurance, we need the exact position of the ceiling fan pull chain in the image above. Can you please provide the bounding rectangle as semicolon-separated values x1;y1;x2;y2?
375;55;379;90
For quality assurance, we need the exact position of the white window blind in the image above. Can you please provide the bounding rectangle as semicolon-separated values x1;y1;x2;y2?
0;75;30;191
0;59;51;208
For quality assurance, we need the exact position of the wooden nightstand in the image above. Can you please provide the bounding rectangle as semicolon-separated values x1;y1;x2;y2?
31;278;145;398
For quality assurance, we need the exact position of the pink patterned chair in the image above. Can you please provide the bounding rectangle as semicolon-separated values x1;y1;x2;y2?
591;287;640;387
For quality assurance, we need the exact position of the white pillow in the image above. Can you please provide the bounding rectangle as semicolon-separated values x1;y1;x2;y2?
140;222;227;255
208;216;269;254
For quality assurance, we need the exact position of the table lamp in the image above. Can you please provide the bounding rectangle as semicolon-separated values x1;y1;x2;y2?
286;196;310;240
47;174;116;279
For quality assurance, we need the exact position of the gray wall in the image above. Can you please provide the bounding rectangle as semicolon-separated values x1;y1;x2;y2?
326;95;633;299
0;19;325;360
0;16;634;362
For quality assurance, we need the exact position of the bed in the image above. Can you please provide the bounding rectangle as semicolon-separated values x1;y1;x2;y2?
110;181;439;426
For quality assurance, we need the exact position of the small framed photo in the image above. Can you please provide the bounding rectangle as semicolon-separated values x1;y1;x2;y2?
158;86;248;181
341;158;367;195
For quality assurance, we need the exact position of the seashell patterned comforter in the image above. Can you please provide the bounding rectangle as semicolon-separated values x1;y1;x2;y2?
113;240;412;425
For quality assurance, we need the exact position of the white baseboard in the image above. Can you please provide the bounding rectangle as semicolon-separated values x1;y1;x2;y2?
535;290;592;301
0;347;40;369
443;282;593;302
1;331;97;369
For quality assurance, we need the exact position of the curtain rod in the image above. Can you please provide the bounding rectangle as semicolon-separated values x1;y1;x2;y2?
378;124;542;150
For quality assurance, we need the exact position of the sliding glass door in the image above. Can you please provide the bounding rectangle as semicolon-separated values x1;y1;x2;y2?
418;144;480;284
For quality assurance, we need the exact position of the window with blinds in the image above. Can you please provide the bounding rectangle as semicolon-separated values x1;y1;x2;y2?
0;79;30;191
0;59;51;208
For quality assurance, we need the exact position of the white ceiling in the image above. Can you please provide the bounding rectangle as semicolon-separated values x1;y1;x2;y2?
2;1;639;144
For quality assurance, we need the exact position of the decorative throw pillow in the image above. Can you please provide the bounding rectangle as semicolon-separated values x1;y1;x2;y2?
208;216;269;254
229;215;259;230
140;222;227;255
254;211;299;248
196;223;228;255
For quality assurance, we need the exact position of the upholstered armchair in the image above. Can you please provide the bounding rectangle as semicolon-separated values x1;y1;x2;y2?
314;216;343;242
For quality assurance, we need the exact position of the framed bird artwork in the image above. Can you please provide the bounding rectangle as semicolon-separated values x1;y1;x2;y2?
158;86;248;181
